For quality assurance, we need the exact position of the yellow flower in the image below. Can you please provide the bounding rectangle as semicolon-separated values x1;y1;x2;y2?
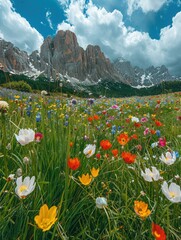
91;167;99;178
34;204;58;232
79;173;92;185
134;200;151;219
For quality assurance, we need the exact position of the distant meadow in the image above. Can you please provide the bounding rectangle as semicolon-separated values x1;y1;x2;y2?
0;91;181;239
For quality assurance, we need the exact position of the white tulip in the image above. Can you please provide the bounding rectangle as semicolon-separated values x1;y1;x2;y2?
141;166;162;182
83;144;96;158
160;152;176;165
96;197;107;209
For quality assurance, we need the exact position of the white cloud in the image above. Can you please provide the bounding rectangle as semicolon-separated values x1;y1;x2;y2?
46;11;54;30
57;0;181;75
0;0;43;53
127;0;168;15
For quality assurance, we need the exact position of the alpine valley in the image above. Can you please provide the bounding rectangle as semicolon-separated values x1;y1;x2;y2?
0;30;181;97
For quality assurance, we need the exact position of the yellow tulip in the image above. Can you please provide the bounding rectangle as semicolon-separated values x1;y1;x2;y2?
91;167;99;178
134;200;151;219
79;173;92;185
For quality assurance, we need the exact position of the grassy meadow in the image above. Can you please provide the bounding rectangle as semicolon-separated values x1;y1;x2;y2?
0;91;181;240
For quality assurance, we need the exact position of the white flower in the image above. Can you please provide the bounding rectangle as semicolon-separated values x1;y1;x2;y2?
151;142;158;148
0;100;9;111
41;90;48;96
141;166;162;182
15;129;35;146
161;181;181;203
83;144;96;158
131;116;139;123
160;152;176;165
7;174;15;181
15;176;36;199
96;197;107;209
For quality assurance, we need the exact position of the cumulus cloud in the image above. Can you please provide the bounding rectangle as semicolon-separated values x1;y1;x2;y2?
0;0;43;53
46;11;54;29
57;0;181;75
127;0;168;15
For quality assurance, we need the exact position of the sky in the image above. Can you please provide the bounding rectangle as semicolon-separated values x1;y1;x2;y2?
0;0;181;76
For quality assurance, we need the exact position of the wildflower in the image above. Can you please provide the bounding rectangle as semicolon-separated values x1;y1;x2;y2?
96;197;107;209
134;200;151;219
161;181;181;203
112;149;118;157
130;134;138;140
144;128;150;135
131;116;139;123
155;120;163;127
7;174;15;182
16;168;22;177
15;129;35;146
71;99;77;105
151;142;158;148
160;152;176;165
136;144;142;151
15;176;36;199
141;167;161;182
91;167;99;178
96;153;101;159
68;158;80;170
34;204;57;232
35;132;43;142
158;138;166;147
121;152;136;164
41;90;48;96
134;122;141;128
79;173;92;185
83;144;96;158
152;223;166;240
23;156;30;164
141;117;148;123
0;100;9;112
100;140;112;150
117;133;129;146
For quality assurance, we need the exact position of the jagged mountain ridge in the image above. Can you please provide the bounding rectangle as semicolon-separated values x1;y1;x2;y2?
0;31;180;88
113;58;180;87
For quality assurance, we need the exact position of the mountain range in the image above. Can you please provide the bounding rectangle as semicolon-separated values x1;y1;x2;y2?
0;30;180;89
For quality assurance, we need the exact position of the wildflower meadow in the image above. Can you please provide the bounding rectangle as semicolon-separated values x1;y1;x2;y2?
0;92;181;240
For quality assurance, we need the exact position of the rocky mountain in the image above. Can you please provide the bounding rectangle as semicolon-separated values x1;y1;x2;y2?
0;32;180;89
113;58;179;88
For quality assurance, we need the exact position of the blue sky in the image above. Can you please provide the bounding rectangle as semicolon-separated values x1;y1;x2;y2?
0;0;181;75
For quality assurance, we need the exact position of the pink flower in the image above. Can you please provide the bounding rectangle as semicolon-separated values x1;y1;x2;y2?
144;128;150;135
141;117;148;123
158;137;166;147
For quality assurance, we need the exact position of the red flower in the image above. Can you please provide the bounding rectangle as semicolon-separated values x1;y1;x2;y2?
134;122;141;128
117;133;129;146
152;223;166;240
155;120;163;127
121;152;136;164
112;149;118;157
130;134;138;140
35;132;43;142
88;116;93;122
68;158;80;170
100;140;112;150
96;153;101;159
93;115;99;120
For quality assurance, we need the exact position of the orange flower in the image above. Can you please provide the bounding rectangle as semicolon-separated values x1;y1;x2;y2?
88;116;93;122
100;140;112;150
112;149;118;157
93;115;99;120
134;200;151;219
121;152;136;164
117;133;129;146
69;142;74;147
152;223;166;240
130;134;138;140
150;129;156;134
68;158;80;170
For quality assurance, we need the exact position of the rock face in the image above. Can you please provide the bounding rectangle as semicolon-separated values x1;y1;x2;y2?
113;58;175;87
0;38;31;73
30;30;120;82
